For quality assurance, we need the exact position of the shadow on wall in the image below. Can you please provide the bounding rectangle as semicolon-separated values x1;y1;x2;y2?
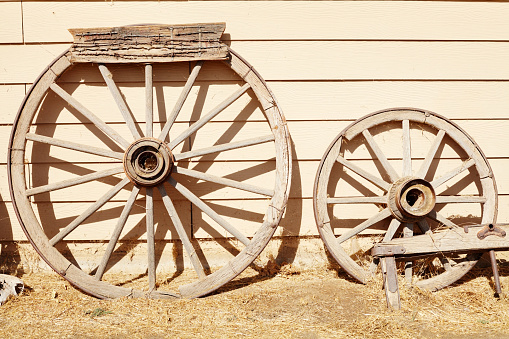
0;193;23;275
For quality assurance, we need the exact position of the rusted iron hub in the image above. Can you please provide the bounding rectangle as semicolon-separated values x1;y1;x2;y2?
388;177;436;222
123;138;174;186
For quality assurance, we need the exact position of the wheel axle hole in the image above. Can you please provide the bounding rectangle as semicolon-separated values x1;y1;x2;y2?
138;151;158;172
406;188;425;208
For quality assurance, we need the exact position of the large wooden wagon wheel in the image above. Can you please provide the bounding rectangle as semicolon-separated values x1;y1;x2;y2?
8;24;291;299
314;108;496;291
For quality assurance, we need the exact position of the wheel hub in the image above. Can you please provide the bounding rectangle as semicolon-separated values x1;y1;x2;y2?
388;177;436;222
123;138;174;186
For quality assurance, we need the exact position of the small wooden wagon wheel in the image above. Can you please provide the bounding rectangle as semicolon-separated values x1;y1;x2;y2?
8;23;291;299
314;108;496;290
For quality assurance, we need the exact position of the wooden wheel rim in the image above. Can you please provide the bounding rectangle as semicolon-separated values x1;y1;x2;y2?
313;108;497;290
8;48;292;299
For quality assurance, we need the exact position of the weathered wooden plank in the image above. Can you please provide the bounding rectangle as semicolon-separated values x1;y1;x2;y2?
69;24;228;63
375;225;509;256
6;42;509;84
22;2;509;43
0;2;22;43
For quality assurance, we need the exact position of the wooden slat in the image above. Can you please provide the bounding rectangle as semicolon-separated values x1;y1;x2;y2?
22;2;509;43
0;2;22;43
0;85;25;124
24;81;509;123
6;42;509;84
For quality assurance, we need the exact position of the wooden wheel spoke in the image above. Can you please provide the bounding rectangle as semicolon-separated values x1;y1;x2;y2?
168;177;250;246
417;130;445;179
168;83;251;150
382;218;402;242
48;84;131;149
145;64;153;138
435;195;486;204
174;134;275;161
427;210;459;229
417;219;431;234
95;186;140;280
26;133;124;160
430;158;475;189
99;64;141;140
336;208;392;244
146;187;156;291
336;155;391;191
362;129;399;182
26;166;124;196
173;166;274;197
49;177;130;246
403;223;414;284
158;61;204;141
157;185;206;279
327;196;387;205
402;120;412;177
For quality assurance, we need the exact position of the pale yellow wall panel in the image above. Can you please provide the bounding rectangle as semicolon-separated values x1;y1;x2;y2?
22;1;509;43
270;81;509;121
4;42;509;84
0;44;71;84
0;202;25;241
0;3;22;43
24;80;509;123
0;84;25;124
229;41;509;81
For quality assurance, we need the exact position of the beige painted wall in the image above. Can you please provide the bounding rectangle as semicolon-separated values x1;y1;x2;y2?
1;1;508;272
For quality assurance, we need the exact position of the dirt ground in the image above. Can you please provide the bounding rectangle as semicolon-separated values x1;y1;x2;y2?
2;262;509;339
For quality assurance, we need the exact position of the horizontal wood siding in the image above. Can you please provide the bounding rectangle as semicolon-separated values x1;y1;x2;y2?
1;1;509;269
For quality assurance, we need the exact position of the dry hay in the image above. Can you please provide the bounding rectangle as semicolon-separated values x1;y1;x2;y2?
2;259;509;338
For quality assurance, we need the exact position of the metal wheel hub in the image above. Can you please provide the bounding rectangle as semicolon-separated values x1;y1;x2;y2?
388;177;436;222
123;138;174;186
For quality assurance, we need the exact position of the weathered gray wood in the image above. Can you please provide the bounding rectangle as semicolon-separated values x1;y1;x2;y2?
158;60;203;141
49;177;130;246
336;155;391;191
99;64;141;140
49;83;130;149
9;45;292;300
174;134;275;161
146;187;155;292
173;166;274;197
169;177;250;246
403;222;413;285
169;83;251;149
26;166;124;196
69;23;228;63
314;108;496;292
157;184;206;279
327;196;387;205
402;119;412;177
431;158;476;188
377;225;509;256
145;64;153;138
381;256;401;310
95;186;140;280
383;218;402;242
336;208;392;244
362;129;399;182
427;210;459;229
417;130;445;179
25;133;124;160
